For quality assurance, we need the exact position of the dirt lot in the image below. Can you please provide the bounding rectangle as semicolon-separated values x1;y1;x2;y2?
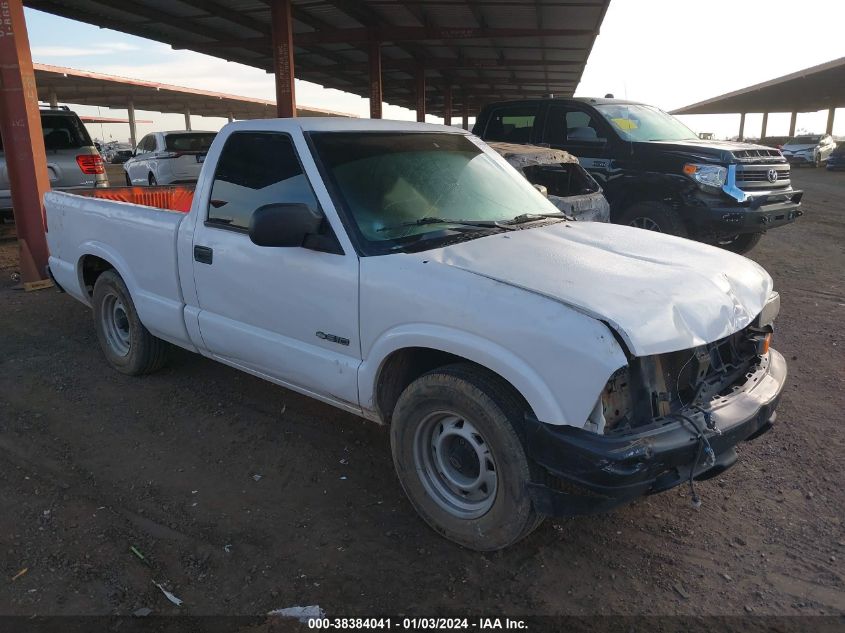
0;168;843;620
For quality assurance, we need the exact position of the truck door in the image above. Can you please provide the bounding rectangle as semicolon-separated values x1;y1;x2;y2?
541;105;612;186
190;131;361;408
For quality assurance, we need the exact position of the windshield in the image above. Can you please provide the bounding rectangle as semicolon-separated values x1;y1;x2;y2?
165;133;216;152
786;135;821;145
595;104;698;142
310;132;558;254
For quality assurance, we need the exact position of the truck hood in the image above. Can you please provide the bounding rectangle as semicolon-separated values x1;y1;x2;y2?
413;222;773;356
632;138;781;163
781;144;817;153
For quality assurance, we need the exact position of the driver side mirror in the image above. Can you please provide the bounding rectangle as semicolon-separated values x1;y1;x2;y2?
249;202;323;247
533;183;549;198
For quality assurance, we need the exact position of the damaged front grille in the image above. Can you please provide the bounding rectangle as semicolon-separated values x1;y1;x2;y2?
602;325;770;433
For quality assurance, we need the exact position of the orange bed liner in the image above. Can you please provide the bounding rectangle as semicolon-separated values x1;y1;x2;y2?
75;185;195;213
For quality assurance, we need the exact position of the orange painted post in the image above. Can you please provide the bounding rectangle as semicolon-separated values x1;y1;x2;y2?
368;40;382;119
271;0;296;118
415;68;426;122
0;0;51;284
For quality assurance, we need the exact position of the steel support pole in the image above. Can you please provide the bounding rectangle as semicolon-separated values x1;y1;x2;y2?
826;107;835;135
738;112;746;141
128;100;137;147
443;84;452;126
368;40;382;119
789;111;797;137
184;109;192;131
48;90;58;108
0;0;51;284
761;112;768;140
271;0;296;118
462;100;469;130
415;68;426;122
228;112;234;123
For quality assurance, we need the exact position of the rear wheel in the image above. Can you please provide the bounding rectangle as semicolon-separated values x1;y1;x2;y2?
124;172;132;186
617;200;687;237
92;270;169;375
148;172;157;186
714;232;763;254
390;363;544;551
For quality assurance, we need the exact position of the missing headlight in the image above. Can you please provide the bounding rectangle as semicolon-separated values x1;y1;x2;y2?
600;366;632;431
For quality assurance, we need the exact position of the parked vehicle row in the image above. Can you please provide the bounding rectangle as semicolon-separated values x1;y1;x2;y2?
0;106;106;221
46;118;787;551
472;97;803;253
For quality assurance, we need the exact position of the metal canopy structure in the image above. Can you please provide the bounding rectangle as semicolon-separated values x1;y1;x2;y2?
672;57;844;139
4;0;611;285
25;0;611;118
35;63;353;120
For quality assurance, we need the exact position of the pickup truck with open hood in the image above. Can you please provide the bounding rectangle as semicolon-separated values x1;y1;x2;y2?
45;118;786;551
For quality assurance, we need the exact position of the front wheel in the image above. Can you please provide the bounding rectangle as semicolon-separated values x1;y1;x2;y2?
148;172;158;186
92;270;170;375
390;364;544;551
714;232;763;254
617;201;688;237
124;172;132;186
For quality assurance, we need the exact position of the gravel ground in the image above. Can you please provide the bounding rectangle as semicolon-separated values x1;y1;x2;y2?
0;168;843;619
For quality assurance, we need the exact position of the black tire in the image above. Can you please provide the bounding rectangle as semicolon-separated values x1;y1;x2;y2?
92;270;169;375
617;200;688;237
390;363;544;551
148;172;157;186
715;232;764;254
124;172;132;186
814;153;821;168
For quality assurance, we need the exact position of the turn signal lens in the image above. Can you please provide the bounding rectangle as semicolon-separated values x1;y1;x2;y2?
683;164;698;175
761;333;772;355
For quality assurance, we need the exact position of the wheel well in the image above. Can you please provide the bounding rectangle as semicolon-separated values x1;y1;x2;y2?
374;347;530;424
80;255;114;297
609;186;682;222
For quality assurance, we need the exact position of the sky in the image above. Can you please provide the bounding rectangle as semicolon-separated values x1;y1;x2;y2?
23;0;845;144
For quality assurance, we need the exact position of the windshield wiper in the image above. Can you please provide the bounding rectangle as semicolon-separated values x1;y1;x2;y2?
377;216;511;233
506;211;572;224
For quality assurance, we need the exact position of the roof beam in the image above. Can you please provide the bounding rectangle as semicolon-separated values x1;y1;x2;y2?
295;26;592;45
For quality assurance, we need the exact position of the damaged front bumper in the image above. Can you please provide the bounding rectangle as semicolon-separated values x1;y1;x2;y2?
524;348;787;516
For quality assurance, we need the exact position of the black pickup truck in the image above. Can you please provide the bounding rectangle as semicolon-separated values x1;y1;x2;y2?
473;98;803;253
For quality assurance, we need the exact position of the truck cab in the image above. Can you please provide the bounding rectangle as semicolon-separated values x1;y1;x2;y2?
473;98;803;253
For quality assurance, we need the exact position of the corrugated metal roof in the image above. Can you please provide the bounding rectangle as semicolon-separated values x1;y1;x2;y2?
25;0;611;114
672;57;845;115
34;63;356;118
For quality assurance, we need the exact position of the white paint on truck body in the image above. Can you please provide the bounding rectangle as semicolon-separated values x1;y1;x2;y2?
45;117;774;430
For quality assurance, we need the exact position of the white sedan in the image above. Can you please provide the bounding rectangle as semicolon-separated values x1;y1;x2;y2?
124;130;216;186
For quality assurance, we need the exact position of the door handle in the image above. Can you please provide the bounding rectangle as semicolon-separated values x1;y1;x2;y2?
194;245;213;265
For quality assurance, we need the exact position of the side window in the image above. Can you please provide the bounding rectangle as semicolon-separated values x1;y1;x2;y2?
136;135;152;154
483;105;538;143
544;107;606;145
207;132;320;231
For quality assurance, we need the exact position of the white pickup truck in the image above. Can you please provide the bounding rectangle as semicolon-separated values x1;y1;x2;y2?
45;118;786;551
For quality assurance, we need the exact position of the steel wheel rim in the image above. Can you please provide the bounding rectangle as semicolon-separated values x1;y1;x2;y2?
414;411;498;519
101;291;131;357
630;217;661;232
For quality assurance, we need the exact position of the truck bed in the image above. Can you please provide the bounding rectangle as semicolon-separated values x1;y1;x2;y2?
73;185;195;212
45;190;194;349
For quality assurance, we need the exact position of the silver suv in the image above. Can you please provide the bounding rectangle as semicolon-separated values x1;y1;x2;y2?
0;106;108;220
